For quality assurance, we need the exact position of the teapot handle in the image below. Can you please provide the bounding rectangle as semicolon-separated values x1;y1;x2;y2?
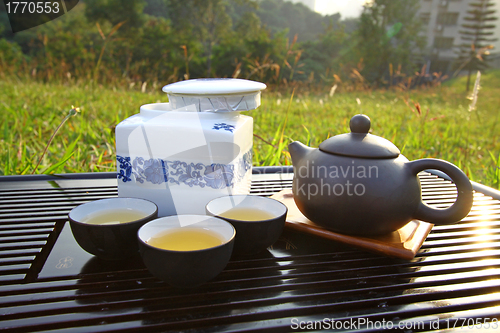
407;159;473;225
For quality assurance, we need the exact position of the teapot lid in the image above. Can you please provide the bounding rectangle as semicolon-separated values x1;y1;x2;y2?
319;114;400;159
162;78;266;112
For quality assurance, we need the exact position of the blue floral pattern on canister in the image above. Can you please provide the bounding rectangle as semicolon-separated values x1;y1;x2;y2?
204;164;234;189
243;149;252;173
168;160;207;187
133;158;168;184
213;123;235;133
116;149;251;189
117;156;132;182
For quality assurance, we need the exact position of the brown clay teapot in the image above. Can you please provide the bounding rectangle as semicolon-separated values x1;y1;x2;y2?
288;114;473;236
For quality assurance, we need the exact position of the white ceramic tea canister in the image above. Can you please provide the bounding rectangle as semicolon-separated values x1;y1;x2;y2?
115;78;266;216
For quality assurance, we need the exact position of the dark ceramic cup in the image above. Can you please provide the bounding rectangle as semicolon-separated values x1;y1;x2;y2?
137;215;235;288
206;195;287;255
68;198;158;260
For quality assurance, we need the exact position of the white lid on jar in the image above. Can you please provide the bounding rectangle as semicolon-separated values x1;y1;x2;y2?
162;78;267;112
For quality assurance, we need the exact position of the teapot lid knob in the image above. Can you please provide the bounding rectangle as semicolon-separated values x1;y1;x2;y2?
350;114;371;134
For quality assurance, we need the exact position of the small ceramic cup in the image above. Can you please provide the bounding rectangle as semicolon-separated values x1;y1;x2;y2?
68;198;158;260
206;195;287;255
137;215;235;288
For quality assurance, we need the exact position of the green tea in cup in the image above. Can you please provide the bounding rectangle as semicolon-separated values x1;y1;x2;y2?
218;207;275;221
146;228;224;251
81;209;148;225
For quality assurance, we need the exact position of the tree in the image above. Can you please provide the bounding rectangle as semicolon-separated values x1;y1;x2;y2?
353;0;425;85
84;0;146;32
298;18;347;82
254;0;341;42
143;0;170;18
164;0;257;77
454;0;497;91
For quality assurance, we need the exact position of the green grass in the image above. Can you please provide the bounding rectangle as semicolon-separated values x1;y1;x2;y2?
1;71;500;189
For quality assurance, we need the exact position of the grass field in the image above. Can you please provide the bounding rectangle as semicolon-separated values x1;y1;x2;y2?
1;71;499;188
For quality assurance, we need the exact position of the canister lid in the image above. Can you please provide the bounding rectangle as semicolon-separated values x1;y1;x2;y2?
162;78;267;112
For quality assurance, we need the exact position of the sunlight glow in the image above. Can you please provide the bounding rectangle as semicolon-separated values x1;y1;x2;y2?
314;0;371;18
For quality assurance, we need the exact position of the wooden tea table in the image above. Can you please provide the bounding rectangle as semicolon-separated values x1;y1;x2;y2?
1;167;499;332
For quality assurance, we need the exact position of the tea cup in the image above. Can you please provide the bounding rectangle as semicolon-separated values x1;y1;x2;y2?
206;195;287;255
137;215;235;287
68;198;158;260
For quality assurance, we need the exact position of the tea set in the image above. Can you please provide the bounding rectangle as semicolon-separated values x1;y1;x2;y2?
68;78;474;287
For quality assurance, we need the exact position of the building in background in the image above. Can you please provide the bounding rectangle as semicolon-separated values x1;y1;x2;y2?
417;0;500;75
286;0;500;75
287;0;316;12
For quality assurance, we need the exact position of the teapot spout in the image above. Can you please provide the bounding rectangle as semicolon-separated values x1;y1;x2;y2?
288;141;315;165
